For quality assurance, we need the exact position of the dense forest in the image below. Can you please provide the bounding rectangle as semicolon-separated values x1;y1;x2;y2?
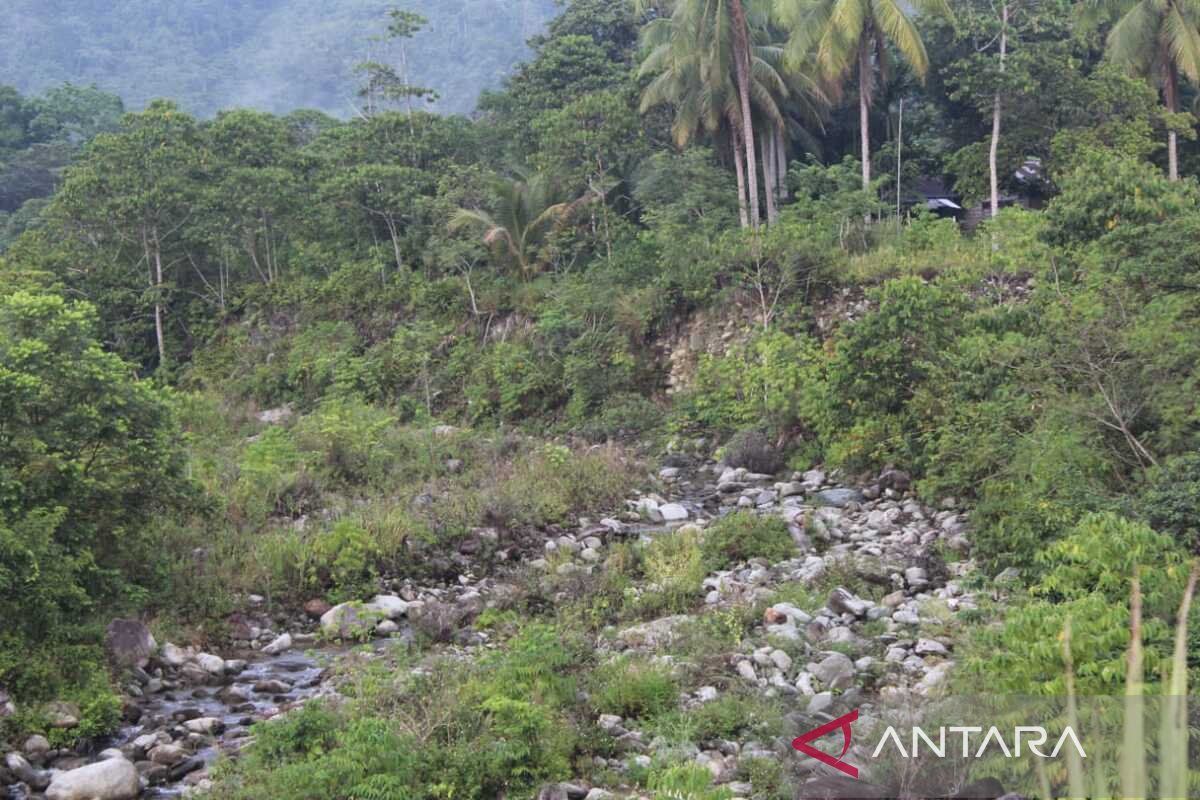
2;0;1200;798
1;0;559;116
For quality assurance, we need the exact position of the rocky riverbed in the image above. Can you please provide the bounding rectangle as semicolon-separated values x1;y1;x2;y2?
1;454;986;800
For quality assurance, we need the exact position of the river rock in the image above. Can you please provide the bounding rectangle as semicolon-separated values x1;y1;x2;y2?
183;716;224;735
659;503;689;522
195;653;226;675
320;602;376;639
370;595;410;619
617;615;689;648
23;734;51;764
262;633;292;655
828;588;870;618
104;619;157;669
161;642;188;667
812;653;855;689
148;744;188;766
45;758;140;800
44;701;79;728
6;752;48;790
814;488;864;508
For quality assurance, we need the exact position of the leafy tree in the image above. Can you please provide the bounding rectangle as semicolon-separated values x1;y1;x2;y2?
1086;0;1200;179
0;291;191;668
776;0;953;190
49;101;205;370
638;0;792;226
449;172;589;280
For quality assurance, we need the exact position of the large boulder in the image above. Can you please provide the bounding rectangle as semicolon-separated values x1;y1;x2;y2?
369;595;409;620
104;619;156;669
45;758;140;800
408;601;471;643
320;602;378;640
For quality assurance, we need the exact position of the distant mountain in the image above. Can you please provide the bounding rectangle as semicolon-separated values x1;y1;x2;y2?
1;0;560;117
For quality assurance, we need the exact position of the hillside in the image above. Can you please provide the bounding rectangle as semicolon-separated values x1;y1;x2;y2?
3;0;1200;798
1;0;559;116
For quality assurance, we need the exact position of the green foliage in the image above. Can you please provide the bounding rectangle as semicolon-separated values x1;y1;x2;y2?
0;291;192;695
646;763;733;800
676;331;824;438
589;656;679;719
700;513;796;571
1136;453;1200;549
965;513;1189;694
640;528;707;614
309;521;381;604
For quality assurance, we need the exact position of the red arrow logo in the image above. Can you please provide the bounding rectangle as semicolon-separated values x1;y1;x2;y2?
792;708;859;779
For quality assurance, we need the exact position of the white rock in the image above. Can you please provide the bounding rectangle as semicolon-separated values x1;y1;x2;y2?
659;503;689;522
735;660;758;682
184;717;224;735
262;633;292;655
45;758;140;800
769;649;793;672
915;638;949;656
195;653;225;675
161;642;188;667
370;595;410;620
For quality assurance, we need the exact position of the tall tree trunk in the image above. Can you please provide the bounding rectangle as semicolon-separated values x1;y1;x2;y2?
1166;61;1180;181
775;126;788;202
728;0;760;228
731;128;750;228
761;129;778;224
990;1;1009;216
151;230;167;369
859;43;872;191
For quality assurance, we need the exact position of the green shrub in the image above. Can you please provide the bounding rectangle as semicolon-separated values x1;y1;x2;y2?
964;513;1189;694
233;426;316;525
0;292;193;697
646;763;733;800
309;521;381;603
701;513;795;571
675;330;824;439
639;528;706;615
819;277;969;472
1135;452;1200;549
293;398;401;488
590;656;678;720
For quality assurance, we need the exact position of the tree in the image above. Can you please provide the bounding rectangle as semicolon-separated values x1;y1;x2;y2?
1088;0;1200;179
50;102;204;370
776;0;952;190
638;0;793;227
449;172;589;280
0;291;191;659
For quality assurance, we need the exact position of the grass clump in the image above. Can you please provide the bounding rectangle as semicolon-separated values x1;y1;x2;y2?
701;513;796;571
589;656;679;720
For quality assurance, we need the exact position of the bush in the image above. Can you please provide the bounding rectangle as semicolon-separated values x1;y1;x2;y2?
0;292;194;697
1135;452;1200;549
722;430;784;475
701;513;796;571
309;521;381;603
646;763;733;800
964;513;1189;694
232;426;307;525
675;330;824;440
639;528;706;614
590;656;678;720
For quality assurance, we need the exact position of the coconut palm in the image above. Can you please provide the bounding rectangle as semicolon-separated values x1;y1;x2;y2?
636;0;781;226
775;0;952;190
449;172;590;280
639;0;814;225
1090;0;1200;180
